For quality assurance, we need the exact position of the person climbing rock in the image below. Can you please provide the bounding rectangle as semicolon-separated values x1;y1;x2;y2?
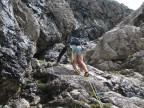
56;36;89;77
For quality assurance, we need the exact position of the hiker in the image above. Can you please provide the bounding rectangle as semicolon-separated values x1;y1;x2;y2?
56;37;89;77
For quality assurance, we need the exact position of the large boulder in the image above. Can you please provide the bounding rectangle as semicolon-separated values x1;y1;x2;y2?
24;0;76;57
10;0;40;43
46;0;76;38
86;2;144;73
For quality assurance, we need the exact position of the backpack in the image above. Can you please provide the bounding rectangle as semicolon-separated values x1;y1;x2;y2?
70;37;81;45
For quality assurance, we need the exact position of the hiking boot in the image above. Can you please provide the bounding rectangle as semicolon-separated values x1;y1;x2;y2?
84;72;89;77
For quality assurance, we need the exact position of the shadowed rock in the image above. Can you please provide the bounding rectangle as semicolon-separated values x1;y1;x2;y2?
67;0;132;40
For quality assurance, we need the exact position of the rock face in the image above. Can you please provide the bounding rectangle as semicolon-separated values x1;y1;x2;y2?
67;0;132;40
22;0;76;57
0;0;34;104
0;0;140;107
0;0;75;104
86;2;144;74
37;0;132;61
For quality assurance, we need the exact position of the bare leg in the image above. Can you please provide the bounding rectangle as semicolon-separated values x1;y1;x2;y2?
70;55;79;71
77;55;88;72
80;68;84;72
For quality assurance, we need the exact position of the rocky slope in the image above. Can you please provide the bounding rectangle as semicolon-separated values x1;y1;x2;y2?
86;2;144;75
0;0;143;108
2;62;144;108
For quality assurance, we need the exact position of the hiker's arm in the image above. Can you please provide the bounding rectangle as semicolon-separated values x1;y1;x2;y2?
57;46;67;63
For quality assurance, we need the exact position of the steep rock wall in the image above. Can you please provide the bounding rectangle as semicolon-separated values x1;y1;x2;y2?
0;0;34;103
67;0;132;40
0;0;75;104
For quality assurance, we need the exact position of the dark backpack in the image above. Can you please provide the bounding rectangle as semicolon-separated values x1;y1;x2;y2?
70;37;81;45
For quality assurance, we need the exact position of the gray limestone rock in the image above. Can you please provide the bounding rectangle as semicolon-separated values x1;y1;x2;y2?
0;0;143;107
66;0;132;40
86;3;144;72
11;98;30;108
31;58;40;69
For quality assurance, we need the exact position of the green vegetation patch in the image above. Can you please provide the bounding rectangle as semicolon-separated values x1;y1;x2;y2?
108;70;122;75
103;103;112;108
90;102;112;108
18;86;22;92
38;60;44;65
36;80;47;88
90;103;100;108
141;96;144;100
